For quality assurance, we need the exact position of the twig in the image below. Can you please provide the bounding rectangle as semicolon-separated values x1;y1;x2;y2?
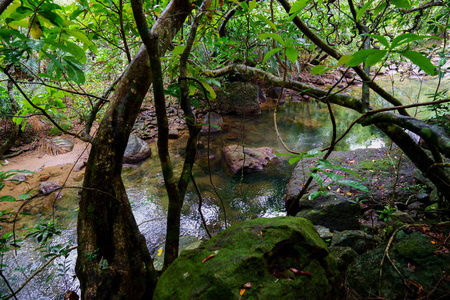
0;269;18;300
191;174;211;239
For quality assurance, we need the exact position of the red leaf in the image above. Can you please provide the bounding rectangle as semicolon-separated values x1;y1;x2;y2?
202;254;215;263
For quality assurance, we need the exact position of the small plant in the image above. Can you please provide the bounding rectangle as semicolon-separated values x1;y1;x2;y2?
86;248;99;261
308;159;369;200
377;205;396;223
24;218;62;246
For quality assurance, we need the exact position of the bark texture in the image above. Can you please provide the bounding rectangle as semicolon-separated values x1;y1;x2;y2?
75;1;192;298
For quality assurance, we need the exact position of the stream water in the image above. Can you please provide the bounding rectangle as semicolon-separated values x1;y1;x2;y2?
0;74;442;298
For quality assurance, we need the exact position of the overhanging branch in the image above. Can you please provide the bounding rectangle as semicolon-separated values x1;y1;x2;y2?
201;63;365;113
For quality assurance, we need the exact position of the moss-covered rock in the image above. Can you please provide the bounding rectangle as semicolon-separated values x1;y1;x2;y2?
330;230;375;254
154;217;340;299
346;231;450;299
296;192;361;231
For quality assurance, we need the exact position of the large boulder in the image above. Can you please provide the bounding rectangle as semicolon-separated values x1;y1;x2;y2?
223;145;278;174
153;217;340;300
123;134;152;164
216;82;261;115
296;192;361;231
346;230;450;299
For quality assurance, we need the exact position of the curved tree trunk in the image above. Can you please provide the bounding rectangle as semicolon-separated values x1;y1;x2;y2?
75;1;192;298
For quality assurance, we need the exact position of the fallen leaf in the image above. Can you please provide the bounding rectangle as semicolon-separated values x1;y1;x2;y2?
240;289;246;295
290;268;313;277
407;263;416;271
157;249;163;256
243;282;252;288
202;254;215;263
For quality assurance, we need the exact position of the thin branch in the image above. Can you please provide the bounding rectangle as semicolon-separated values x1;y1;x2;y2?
4;246;77;300
0;270;18;300
400;1;445;13
191;174;212;239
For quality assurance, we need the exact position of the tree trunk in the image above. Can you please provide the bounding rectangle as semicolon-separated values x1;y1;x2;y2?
75;1;192;298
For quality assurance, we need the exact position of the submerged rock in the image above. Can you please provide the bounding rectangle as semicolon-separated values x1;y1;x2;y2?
123;134;152;164
346;230;450;299
153;217;340;300
223;145;278;174
216;82;261;116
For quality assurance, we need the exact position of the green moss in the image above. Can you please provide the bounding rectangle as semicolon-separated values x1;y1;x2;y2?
154;217;339;300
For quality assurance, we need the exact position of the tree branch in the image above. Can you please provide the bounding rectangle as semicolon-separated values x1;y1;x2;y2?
359;111;450;158
400;1;445;14
201;63;365;112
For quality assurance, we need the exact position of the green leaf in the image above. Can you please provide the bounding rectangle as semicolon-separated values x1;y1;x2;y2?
346;49;384;67
400;50;436;75
254;15;277;31
361;34;390;48
336;179;369;192
70;9;85;20
262;47;282;64
0;195;16;202
172;45;185;56
335;166;361;177
392;0;411;9
356;0;375;21
307;149;324;156
288;156;301;165
325;172;344;182
289;0;311;14
311;65;332;75
42;50;65;72
286;46;298;64
248;0;257;12
309;190;326;200
310;172;323;188
316;158;334;168
18;193;31;200
67;29;93;46
365;50;387;66
240;1;248;12
0;28;27;41
64;41;87;63
258;33;285;46
390;33;439;49
337;55;353;65
373;2;387;16
199;79;216;99
64;58;86;84
0;183;4;191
